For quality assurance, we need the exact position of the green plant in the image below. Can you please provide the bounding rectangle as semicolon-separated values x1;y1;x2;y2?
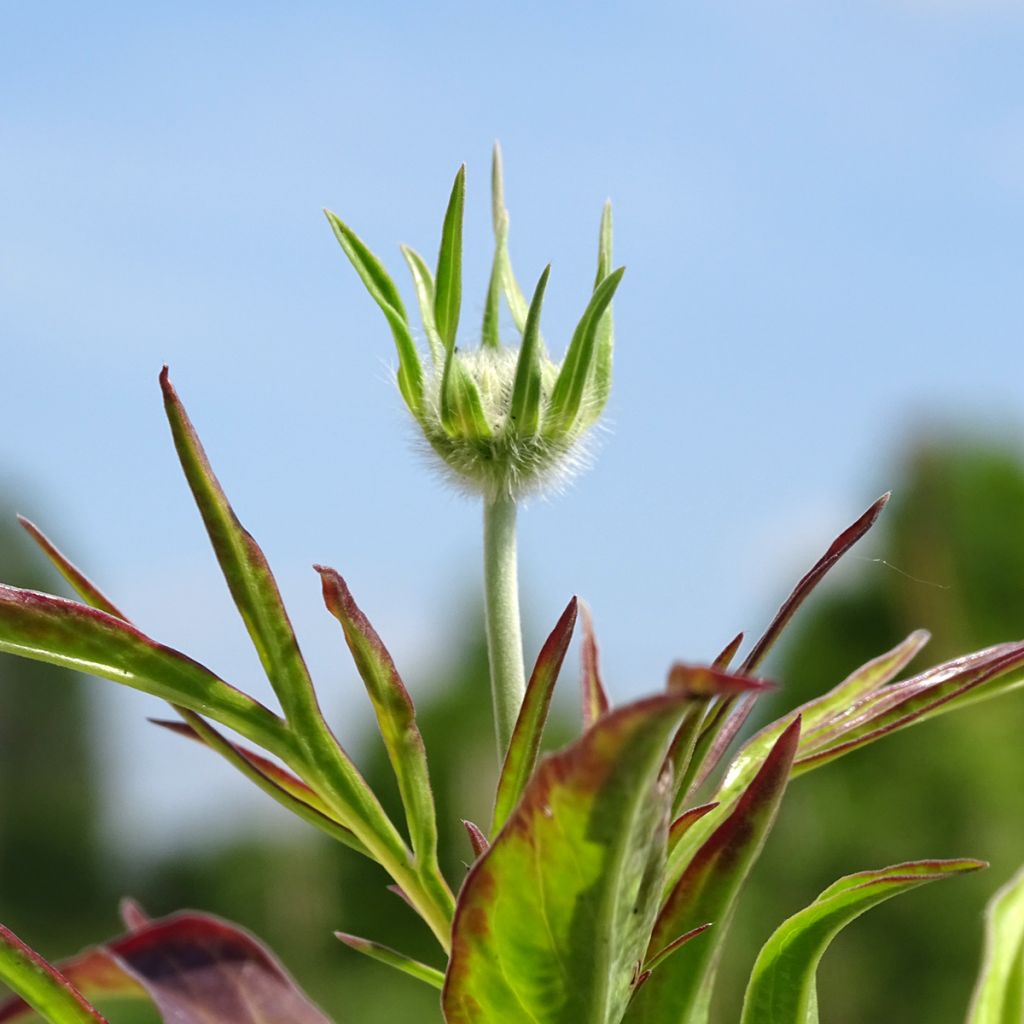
1;150;1023;1024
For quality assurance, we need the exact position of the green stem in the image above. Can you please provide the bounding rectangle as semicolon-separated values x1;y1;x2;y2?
483;494;527;761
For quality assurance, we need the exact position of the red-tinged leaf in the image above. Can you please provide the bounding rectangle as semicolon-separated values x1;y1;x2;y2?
315;567;446;893
462;820;490;859
683;693;759;799
0;583;289;758
626;719;801;1024
580;601;610;729
16;518;126;621
0;926;109;1024
643;923;713;974
490;597;578;835
335;932;445;990
1;912;332;1024
712;631;744;671
739;493;889;673
117;901;150;933
667;802;719;853
444;694;691;1024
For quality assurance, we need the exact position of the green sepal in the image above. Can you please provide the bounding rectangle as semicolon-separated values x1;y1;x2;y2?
400;244;444;365
626;718;801;1024
434;164;466;352
490;596;577;835
741;859;985;1024
490;142;530;331
967;863;1024;1024
444;694;691;1024
440;345;493;439
545;267;625;437
507;264;551;437
324;210;424;416
0;925;108;1024
581;202;615;427
335;933;445;991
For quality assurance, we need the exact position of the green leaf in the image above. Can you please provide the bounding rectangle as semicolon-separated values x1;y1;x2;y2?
335;933;445;991
315;566;450;913
968;863;1024;1024
580;601;610;730
507;264;551;436
434;164;466;352
741;859;985;1024
627;718;801;1024
440;345;493;439
400;244;445;365
443;694;691;1024
490;597;578;835
0;926;107;1024
581;201;615;428
545;267;625;437
324;210;424;415
0;582;290;758
490;142;530;332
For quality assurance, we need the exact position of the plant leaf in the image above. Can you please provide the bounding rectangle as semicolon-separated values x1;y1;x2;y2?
324;209;424;415
315;566;448;905
400;244;445;365
490;597;578;835
0;583;289;757
627;718;801;1024
741;859;985;1024
444;694;691;1024
434;164;466;352
580;201;615;428
335;933;445;990
0;926;108;1024
462;820;490;859
440;345;493;440
507;265;551;436
490;142;530;332
967;863;1024;1024
580;601;610;730
545;267;625;437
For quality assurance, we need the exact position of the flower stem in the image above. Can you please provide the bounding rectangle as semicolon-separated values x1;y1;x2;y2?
483;494;527;761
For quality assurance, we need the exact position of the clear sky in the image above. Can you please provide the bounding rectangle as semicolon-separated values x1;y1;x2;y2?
2;1;1023;851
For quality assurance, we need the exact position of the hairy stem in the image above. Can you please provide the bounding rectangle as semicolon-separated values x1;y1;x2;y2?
483;494;527;761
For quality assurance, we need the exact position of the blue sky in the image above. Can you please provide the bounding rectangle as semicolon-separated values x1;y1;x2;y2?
2;1;1023;850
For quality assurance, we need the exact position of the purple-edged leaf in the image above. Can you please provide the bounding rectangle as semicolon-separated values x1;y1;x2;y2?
151;714;370;857
315;567;449;904
0;926;108;1024
462;820;490;859
741;859;984;1024
17;518;126;621
739;493;889;673
712;632;744;671
443;694;690;1024
627;719;801;1024
490;597;578;835
160;371;412;883
1;912;332;1024
667;802;719;853
0;584;289;758
580;602;610;730
335;932;445;990
967;863;1024;1024
643;923;712;974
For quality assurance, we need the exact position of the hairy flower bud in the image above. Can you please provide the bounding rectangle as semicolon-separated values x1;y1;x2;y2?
325;146;622;501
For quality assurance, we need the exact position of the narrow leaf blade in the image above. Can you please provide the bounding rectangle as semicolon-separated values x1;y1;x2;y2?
400;244;444;365
434;164;466;351
968;863;1024;1024
335;933;445;990
580;601;611;730
581;202;615;427
507;265;550;436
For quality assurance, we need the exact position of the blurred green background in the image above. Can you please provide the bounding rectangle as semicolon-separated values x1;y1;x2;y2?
2;431;1023;1023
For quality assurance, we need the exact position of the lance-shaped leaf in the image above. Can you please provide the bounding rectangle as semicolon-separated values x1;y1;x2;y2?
580;202;615;428
490;142;530;332
667;802;719;855
324;210;424;415
160;371;411;874
462;820;490;859
434;164;466;352
440;345;492;439
315;567;446;890
741;859;985;1024
0;583;289;758
0;911;332;1024
443;694;691;1024
545;267;625;437
507;265;551;436
490;597;578;835
335;933;445;990
967;863;1024;1024
401;244;445;365
580;601;610;730
0;926;108;1024
627;718;801;1024
152;714;370;857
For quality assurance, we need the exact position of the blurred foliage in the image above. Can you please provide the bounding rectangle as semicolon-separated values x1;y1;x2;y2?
716;437;1024;1024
